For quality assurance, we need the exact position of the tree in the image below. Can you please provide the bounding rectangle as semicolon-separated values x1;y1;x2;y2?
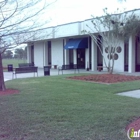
0;0;56;91
83;8;140;74
2;50;13;59
14;48;27;59
121;12;140;38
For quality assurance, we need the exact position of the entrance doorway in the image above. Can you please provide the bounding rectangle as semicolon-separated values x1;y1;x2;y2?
77;49;85;68
69;49;74;65
124;42;129;71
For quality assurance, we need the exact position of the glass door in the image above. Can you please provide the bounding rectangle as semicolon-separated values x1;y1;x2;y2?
77;49;85;69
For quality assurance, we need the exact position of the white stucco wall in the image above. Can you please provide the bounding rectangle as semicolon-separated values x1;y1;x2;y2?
25;9;140;44
81;18;111;35
114;41;124;72
34;42;44;68
51;39;64;67
103;39;124;72
36;27;54;40
54;23;80;38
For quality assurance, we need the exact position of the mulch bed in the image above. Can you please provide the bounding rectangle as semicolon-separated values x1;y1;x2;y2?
126;117;140;132
125;117;140;138
68;74;140;84
0;89;19;96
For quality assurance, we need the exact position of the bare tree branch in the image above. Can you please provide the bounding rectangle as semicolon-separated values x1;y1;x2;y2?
0;0;56;91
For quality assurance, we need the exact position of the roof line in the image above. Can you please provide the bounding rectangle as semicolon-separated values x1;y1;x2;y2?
29;8;140;32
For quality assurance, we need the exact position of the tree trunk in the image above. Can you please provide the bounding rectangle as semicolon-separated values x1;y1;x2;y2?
111;56;115;74
108;53;111;74
0;53;6;91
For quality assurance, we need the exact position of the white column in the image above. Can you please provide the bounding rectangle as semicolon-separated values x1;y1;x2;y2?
85;38;90;68
43;41;45;66
91;39;97;71
45;41;48;65
128;35;135;73
43;41;48;66
85;48;89;68
64;50;69;64
73;49;77;64
27;44;31;63
64;39;69;65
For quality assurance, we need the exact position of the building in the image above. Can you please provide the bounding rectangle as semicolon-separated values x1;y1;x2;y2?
26;9;140;73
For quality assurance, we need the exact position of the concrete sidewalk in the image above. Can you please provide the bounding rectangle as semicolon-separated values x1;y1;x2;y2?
117;90;140;99
4;68;140;82
4;68;104;81
4;68;58;81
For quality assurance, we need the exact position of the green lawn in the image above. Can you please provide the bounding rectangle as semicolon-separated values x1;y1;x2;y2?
2;59;27;67
1;75;140;140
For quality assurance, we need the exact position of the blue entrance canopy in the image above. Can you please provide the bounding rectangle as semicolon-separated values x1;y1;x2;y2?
64;38;88;49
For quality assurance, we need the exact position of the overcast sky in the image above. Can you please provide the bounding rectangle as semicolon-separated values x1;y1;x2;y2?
45;0;140;27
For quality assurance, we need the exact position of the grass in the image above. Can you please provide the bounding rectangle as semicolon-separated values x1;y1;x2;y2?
2;59;27;67
0;74;140;140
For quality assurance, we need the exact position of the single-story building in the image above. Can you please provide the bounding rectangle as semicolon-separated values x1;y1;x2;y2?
26;9;140;73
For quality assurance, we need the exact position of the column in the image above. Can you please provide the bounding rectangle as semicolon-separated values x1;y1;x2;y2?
73;49;77;64
128;35;135;73
85;38;90;68
64;50;69;65
27;44;31;63
91;39;97;71
43;41;48;66
64;39;70;65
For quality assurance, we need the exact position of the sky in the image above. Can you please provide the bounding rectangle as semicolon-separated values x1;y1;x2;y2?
45;0;140;27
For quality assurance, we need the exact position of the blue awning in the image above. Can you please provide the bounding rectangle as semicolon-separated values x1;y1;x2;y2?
64;38;88;49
